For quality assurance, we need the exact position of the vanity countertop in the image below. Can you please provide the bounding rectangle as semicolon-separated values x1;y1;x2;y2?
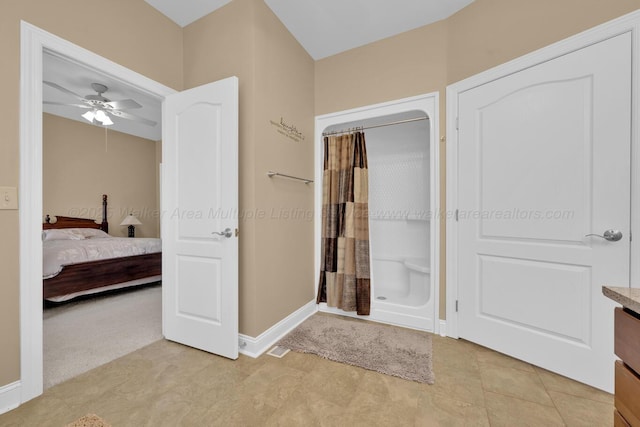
603;286;640;314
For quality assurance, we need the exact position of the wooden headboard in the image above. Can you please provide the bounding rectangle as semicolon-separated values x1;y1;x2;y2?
44;194;109;232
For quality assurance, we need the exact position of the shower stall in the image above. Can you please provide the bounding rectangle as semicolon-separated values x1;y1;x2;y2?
315;94;439;332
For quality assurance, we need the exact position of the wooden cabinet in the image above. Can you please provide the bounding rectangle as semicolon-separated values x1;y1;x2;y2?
615;307;640;426
616;409;632;427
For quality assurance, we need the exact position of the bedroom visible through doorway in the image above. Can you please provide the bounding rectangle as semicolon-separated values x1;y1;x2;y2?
20;21;176;402
41;49;165;389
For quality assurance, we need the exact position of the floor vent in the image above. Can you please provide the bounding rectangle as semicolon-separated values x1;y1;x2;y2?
266;346;290;358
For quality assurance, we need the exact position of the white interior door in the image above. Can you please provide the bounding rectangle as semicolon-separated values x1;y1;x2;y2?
456;33;631;391
162;77;239;359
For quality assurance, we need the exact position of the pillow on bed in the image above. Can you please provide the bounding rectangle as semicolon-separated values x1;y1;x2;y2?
42;229;85;241
71;228;111;239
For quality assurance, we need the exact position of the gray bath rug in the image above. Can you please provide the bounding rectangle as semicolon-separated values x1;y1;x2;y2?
277;312;434;384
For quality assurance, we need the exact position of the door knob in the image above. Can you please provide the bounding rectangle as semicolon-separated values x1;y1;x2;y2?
584;229;623;242
212;228;233;238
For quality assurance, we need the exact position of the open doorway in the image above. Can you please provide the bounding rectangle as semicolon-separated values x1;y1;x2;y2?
41;50;165;388
20;21;175;402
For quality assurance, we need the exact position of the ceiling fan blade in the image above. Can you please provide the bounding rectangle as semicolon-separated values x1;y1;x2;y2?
43;101;92;109
109;110;157;127
105;99;142;110
43;81;86;102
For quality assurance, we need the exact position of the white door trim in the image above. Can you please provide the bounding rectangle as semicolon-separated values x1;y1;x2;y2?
19;21;176;403
446;10;640;338
314;93;440;333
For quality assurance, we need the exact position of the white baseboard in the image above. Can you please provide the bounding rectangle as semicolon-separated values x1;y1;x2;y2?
238;300;317;358
439;320;447;337
0;381;21;415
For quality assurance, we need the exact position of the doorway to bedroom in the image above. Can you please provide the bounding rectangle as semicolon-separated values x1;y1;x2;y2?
20;22;176;401
41;51;165;389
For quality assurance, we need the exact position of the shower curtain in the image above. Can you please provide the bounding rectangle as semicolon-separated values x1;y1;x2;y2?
316;131;371;315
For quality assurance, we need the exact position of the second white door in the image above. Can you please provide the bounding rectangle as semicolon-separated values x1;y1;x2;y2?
455;33;631;391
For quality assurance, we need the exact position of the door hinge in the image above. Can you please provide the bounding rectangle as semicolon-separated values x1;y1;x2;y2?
455;209;459;222
630;231;632;242
235;228;239;237
455;300;459;312
455;117;459;130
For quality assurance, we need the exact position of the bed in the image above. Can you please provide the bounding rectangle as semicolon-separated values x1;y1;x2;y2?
43;195;162;302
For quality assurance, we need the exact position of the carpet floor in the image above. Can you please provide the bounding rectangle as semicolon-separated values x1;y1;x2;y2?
44;284;162;389
277;312;435;384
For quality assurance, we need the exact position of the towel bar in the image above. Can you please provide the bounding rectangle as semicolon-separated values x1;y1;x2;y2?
267;171;313;184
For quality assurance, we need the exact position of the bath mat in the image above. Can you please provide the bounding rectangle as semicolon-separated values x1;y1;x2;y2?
66;414;111;427
277;313;434;384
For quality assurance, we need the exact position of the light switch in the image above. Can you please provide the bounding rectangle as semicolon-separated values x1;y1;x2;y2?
0;187;18;210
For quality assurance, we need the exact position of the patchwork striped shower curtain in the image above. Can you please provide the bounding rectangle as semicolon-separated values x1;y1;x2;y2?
316;131;371;315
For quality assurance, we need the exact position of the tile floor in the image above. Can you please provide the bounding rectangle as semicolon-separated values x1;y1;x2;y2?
0;333;613;426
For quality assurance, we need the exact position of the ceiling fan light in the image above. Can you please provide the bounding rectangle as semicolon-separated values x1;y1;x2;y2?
81;110;95;123
93;109;114;126
101;115;114;126
95;109;107;121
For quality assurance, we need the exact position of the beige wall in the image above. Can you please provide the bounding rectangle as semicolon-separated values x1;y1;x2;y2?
447;0;640;84
314;21;448;117
252;0;315;334
184;0;315;337
0;0;181;390
314;0;640;320
43;114;160;238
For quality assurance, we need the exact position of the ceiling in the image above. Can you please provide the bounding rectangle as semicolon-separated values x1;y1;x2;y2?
146;0;475;60
44;0;474;140
145;0;233;28
262;0;474;60
43;52;163;141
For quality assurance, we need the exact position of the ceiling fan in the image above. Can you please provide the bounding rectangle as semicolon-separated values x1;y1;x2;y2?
43;81;157;127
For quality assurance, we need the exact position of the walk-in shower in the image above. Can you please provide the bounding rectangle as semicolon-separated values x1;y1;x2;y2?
315;94;439;332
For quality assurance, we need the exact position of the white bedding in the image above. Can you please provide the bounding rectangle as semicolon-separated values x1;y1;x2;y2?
43;237;161;279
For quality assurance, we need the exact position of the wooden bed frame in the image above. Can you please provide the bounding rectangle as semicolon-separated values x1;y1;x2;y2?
43;194;161;300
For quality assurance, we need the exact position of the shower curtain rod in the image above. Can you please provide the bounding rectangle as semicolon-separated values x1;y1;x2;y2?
322;116;429;136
